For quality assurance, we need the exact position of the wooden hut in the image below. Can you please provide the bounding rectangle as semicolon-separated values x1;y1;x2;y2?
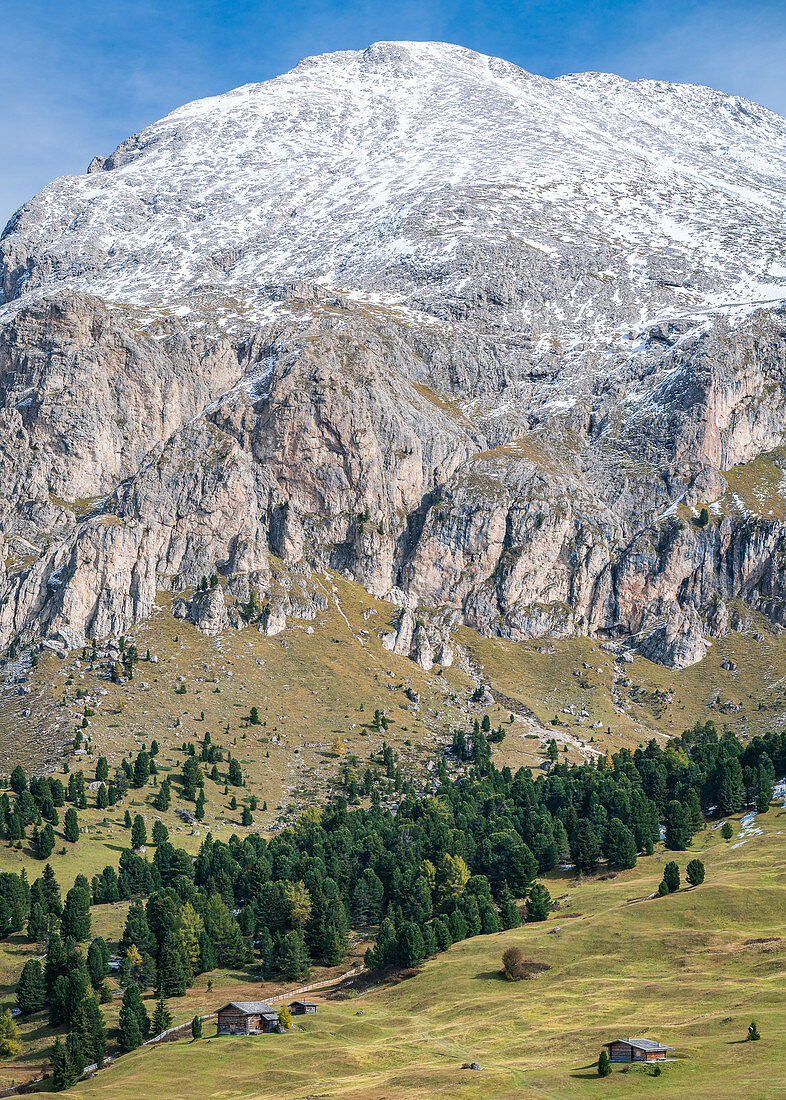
216;1001;279;1035
603;1038;672;1062
289;1000;318;1015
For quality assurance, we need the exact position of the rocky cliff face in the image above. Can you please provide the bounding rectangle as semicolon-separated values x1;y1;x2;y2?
2;42;786;669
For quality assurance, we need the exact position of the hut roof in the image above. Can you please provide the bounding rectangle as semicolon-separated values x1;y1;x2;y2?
605;1038;672;1052
218;1001;277;1016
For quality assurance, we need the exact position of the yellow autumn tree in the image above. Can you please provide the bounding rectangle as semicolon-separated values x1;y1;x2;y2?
436;853;470;905
177;902;205;973
125;943;144;983
420;859;437;892
332;735;345;757
283;880;312;931
0;1009;21;1058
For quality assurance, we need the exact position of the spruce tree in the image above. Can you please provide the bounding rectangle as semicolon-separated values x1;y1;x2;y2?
662;861;680;893
191;1014;202;1040
66;1030;85;1076
64;807;80;843
525;881;552;922
51;1037;77;1091
61;884;91;942
157;933;187;997
131;814;147;849
686;858;705;886
151;997;173;1036
598;1049;612;1077
118;984;148;1050
17;958;46;1015
663;800;690;850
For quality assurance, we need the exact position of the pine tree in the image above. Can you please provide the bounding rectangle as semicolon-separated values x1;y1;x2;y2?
662;860;680;893
87;939;108;989
191;1014;202;1040
64;806;80;843
35;823;55;859
61;884;91;941
663;800;690;850
66;1030;85;1076
131;814;147;849
45;932;67;997
151;997;173;1036
500;891;521;930
157;934;187;997
118;984;148;1050
51;1037;77;1090
574;819;600;875
686;858;705;886
73;994;106;1067
525;881;552;922
721;820;733;840
17;958;46;1015
598;1049;612;1077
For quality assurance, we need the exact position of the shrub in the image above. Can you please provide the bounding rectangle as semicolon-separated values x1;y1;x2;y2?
277;1005;293;1030
499;947;551;982
748;1020;760;1041
502;946;525;980
721;821;733;840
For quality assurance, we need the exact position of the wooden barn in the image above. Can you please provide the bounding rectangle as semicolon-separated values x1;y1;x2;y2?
289;1000;318;1015
216;1001;279;1035
603;1037;672;1062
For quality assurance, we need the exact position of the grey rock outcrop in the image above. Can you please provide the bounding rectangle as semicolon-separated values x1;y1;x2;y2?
2;43;786;670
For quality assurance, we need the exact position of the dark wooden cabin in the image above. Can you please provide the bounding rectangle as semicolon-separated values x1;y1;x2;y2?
216;1001;279;1035
604;1038;672;1062
289;1000;318;1015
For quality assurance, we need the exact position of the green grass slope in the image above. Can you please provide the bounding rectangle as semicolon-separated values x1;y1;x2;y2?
68;805;786;1100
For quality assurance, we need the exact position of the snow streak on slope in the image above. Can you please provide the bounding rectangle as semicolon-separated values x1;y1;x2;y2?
2;41;786;330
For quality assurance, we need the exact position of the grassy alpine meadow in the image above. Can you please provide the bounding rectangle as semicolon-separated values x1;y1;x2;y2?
64;801;786;1100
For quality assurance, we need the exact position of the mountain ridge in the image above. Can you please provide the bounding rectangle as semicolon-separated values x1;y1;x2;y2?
2;41;786;678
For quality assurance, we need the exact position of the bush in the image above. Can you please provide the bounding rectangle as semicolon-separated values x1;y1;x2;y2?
502;946;526;980
277;1005;293;1030
721;821;733;840
748;1020;760;1041
499;947;550;982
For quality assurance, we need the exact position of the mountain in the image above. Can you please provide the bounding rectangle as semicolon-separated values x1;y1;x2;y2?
2;40;786;671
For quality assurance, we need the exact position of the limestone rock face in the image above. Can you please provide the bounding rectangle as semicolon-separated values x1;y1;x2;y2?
2;42;786;669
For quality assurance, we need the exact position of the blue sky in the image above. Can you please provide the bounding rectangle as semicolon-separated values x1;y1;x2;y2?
2;0;786;224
